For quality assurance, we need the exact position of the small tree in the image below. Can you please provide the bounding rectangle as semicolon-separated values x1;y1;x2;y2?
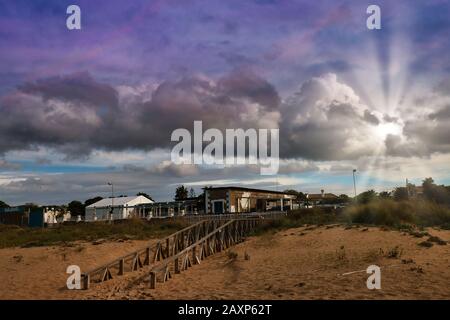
174;185;189;201
356;190;377;204
0;200;9;209
338;194;350;203
68;200;85;216
84;196;103;207
379;191;391;199
137;192;154;201
393;187;409;201
188;188;196;198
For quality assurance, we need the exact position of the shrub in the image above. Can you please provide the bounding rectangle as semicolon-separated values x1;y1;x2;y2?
343;199;450;228
0;218;188;248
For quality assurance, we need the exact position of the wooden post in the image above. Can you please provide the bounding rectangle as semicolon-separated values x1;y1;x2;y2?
83;274;90;290
174;258;180;274
149;272;156;289
166;238;170;258
118;259;125;275
192;246;197;265
144;247;150;265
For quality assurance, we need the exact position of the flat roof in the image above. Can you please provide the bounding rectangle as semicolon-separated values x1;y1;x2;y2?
204;186;296;196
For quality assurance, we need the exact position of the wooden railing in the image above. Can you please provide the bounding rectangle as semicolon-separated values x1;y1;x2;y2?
181;211;287;223
81;219;227;289
149;218;260;289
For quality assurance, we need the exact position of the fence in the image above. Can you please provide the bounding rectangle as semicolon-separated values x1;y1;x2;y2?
81;219;229;289
81;212;281;290
181;211;287;223
149;218;260;289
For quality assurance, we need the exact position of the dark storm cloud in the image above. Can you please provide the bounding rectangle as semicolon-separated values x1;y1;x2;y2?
19;72;119;109
0;71;448;162
0;71;280;158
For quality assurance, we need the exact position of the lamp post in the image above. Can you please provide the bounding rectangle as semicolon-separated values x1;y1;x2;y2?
352;169;357;200
107;182;114;220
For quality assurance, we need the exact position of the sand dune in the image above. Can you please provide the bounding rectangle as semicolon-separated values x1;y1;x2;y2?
1;225;449;300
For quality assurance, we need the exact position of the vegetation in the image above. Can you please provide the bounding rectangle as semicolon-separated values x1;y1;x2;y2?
136;192;154;201
252;207;339;235
0;200;9;209
343;199;450;228
0;218;188;249
84;196;103;207
174;185;189;201
68;200;84;217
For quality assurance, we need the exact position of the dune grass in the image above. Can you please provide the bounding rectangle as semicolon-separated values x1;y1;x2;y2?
251;207;339;235
0;218;188;249
343;199;450;228
253;199;450;234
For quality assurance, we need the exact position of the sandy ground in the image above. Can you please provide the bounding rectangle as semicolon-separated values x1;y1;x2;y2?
0;239;153;299
1;225;449;300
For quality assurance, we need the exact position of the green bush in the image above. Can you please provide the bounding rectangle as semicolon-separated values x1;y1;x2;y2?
0;218;188;248
343;199;450;228
252;208;338;235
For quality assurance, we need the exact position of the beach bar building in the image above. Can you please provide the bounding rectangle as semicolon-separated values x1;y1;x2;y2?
203;186;296;214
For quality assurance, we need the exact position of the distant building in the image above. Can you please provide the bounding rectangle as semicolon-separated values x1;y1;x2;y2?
0;206;71;227
135;197;200;218
85;195;153;221
203;186;296;214
0;206;30;226
305;190;339;207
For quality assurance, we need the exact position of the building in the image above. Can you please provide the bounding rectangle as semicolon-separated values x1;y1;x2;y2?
85;195;153;221
0;206;71;227
305;190;339;207
0;206;30;226
135;198;200;218
203;186;296;214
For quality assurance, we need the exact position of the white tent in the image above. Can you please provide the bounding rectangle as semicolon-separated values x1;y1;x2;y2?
85;195;153;221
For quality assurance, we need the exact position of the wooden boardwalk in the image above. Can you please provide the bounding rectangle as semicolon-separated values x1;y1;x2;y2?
81;215;269;290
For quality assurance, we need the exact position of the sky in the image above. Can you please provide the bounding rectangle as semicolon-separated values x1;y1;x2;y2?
1;0;450;205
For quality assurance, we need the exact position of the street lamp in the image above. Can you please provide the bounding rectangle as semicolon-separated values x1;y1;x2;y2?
107;182;114;220
352;169;357;200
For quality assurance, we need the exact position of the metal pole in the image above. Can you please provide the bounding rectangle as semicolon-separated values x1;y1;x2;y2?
352;169;357;199
108;182;114;220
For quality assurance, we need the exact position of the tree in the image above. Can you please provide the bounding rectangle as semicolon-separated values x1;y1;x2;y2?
68;200;85;216
22;203;39;210
378;191;391;199
393;187;408;201
136;192;154;201
283;189;306;201
356;190;377;204
188;188;196;198
422;177;449;204
338;194;350;203
84;196;103;207
0;200;9;209
174;185;189;201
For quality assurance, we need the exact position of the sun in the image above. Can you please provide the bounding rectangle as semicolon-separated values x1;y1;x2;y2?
373;122;403;140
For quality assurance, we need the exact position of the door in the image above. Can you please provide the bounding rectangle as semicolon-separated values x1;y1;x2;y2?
213;201;224;214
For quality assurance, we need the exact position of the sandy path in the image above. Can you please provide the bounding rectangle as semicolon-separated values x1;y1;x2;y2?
85;225;450;300
0;239;152;299
1;226;449;300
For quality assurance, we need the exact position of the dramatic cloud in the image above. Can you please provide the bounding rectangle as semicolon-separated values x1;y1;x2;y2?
2;72;448;163
280;73;383;160
0;70;280;158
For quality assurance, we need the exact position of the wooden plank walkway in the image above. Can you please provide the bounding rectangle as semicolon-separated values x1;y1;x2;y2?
81;219;227;289
148;219;260;289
